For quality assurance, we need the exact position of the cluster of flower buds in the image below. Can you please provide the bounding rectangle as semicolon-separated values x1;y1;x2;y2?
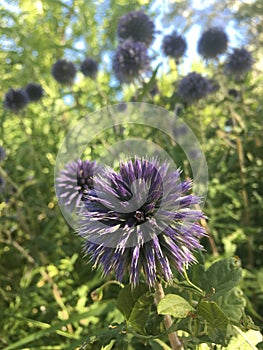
4;83;44;113
51;57;99;86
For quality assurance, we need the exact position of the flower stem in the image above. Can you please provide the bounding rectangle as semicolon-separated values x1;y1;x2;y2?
230;106;253;268
183;267;205;296
154;281;184;350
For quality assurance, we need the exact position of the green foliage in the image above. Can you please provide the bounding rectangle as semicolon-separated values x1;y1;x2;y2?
0;0;263;349
157;294;194;318
80;257;260;348
116;284;153;334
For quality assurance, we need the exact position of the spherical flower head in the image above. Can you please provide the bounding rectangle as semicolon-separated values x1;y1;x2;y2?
56;159;98;213
51;59;77;85
117;11;155;47
78;157;206;287
80;58;98;79
113;40;150;84
162;31;187;59
228;88;240;99
117;102;127;112
4;88;29;113
198;27;228;58
224;48;254;76
25;83;44;102
0;147;6;162
177;72;213;104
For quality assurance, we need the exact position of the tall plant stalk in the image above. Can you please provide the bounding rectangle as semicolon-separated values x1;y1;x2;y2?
230;106;253;267
154;282;184;350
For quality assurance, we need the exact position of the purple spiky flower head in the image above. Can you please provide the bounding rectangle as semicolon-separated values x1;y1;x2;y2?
117;11;155;47
178;72;213;104
198;27;228;58
162;31;187;60
4;88;29;113
80;58;98;79
224;48;254;76
25;83;44;102
78;157;206;287
56;159;98;213
51;59;77;85
113;39;150;83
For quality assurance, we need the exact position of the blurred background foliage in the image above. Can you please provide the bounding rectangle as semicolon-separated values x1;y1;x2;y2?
0;0;262;349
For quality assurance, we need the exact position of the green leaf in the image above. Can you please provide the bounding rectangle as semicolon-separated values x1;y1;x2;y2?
204;257;242;295
215;287;246;325
197;300;229;345
116;284;149;320
157;294;194;318
128;291;153;334
228;329;263;350
197;300;229;330
83;323;127;348
138;63;161;101
116;284;154;335
4;305;111;350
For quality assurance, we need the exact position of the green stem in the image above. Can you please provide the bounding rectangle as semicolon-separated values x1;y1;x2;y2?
91;280;124;301
183;267;205;296
230;107;253;268
98;280;124;289
233;326;258;350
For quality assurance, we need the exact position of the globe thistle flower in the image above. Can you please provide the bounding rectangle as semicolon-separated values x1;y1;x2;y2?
80;58;98;79
177;72;213;104
162;31;187;60
25;83;44;102
0;147;6;162
78;157;206;287
51;59;77;85
4;88;29;113
228;88;241;100
198;27;228;58
113;40;150;83
117;11;155;47
224;48;254;76
117;102;127;112
56;159;98;213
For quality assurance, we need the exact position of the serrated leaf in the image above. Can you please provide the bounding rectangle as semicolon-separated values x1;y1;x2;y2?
204;257;242;295
197;300;229;330
157;294;194;318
